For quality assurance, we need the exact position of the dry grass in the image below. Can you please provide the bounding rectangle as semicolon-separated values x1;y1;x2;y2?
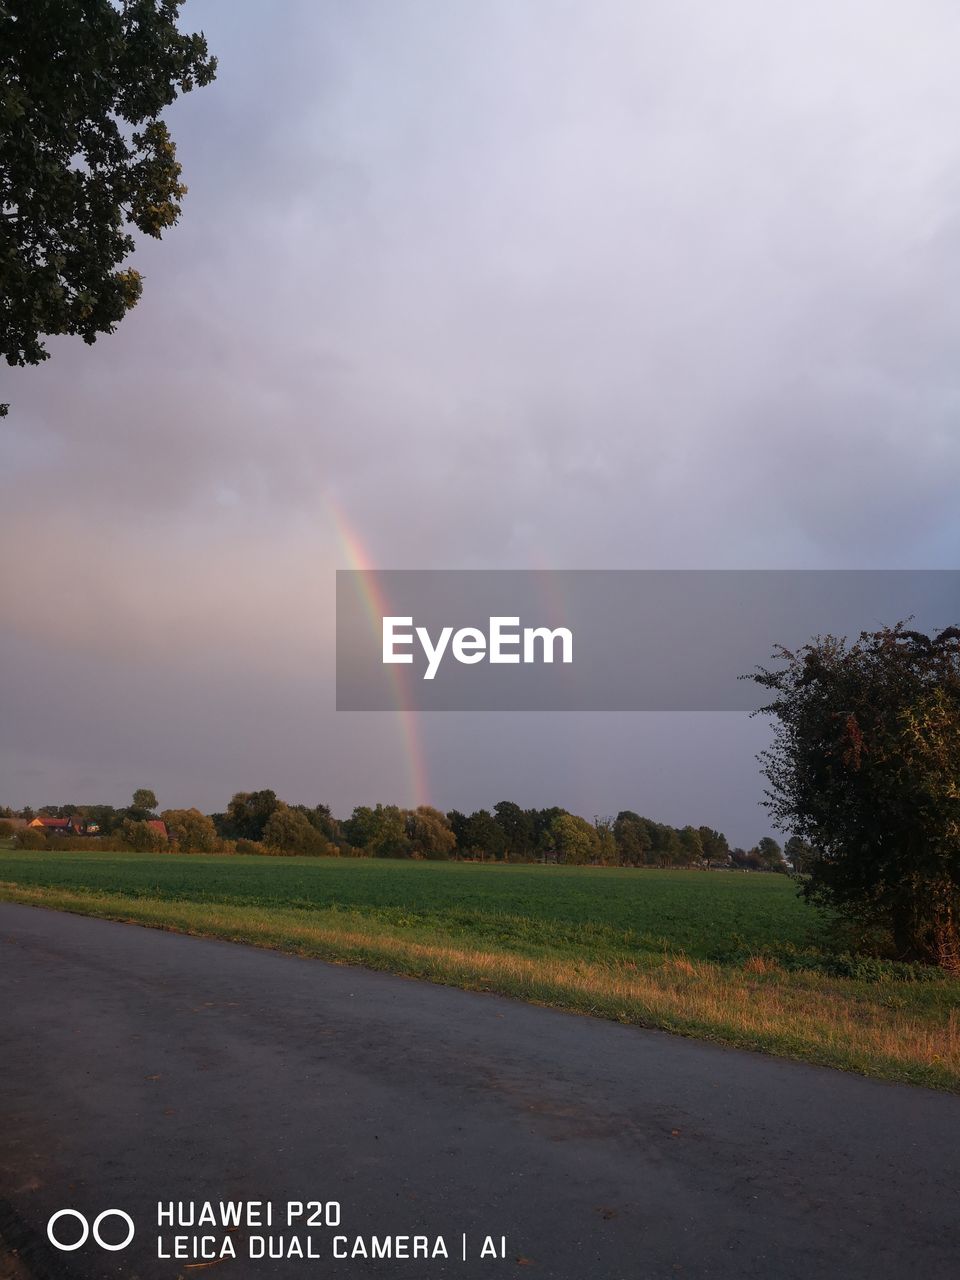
742;954;781;975
2;880;958;1092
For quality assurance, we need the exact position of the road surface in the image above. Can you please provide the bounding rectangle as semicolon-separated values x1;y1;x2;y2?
1;902;958;1279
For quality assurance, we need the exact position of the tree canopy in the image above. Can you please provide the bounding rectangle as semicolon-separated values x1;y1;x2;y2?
162;806;218;852
1;0;217;411
750;623;960;968
131;787;157;813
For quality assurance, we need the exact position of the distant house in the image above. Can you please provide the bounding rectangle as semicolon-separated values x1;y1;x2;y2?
28;816;73;834
27;815;86;835
146;819;169;840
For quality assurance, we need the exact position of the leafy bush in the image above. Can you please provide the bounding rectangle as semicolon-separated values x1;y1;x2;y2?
121;819;167;852
724;943;946;984
14;828;46;850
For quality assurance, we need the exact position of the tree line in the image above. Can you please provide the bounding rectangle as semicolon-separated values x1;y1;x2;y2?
0;789;795;871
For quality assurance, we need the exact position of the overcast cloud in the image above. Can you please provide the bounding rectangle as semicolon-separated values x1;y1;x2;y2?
3;0;959;843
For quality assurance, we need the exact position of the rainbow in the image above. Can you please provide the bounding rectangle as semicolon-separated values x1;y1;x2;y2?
327;495;431;809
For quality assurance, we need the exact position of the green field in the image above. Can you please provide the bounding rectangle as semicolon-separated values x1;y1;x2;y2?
1;848;957;1091
0;849;826;961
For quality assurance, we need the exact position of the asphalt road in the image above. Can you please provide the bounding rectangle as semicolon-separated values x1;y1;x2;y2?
1;903;958;1280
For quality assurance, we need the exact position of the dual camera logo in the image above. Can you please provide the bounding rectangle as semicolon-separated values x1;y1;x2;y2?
47;1209;135;1252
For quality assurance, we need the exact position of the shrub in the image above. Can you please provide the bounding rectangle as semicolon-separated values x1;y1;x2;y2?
162;807;220;853
121;818;168;852
262;804;329;855
14;828;46;850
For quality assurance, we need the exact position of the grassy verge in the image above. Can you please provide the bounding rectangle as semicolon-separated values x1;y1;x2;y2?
2;876;958;1092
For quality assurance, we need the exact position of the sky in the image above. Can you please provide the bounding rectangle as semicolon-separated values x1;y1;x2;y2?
2;0;959;844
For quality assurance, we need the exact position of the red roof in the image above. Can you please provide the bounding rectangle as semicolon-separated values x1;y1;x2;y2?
34;817;70;828
146;820;168;837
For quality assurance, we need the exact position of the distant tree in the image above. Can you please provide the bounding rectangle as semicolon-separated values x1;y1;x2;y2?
405;806;456;860
446;809;469;849
226;790;279;841
648;822;682;868
784;835;817;875
531;806;566;856
369;805;408;857
677;825;704;867
130;788;158;819
460;809;506;860
121;817;166;851
613;811;652;866
296;803;340;842
749;622;960;967
548;813;600;865
493;801;535;858
343;804;408;857
209;812;230;838
79;804;120;834
698;827;730;868
262;804;327;855
20;806;34;821
756;836;786;872
343;805;376;849
729;846;762;871
594;817;618;865
0;819;14;839
0;0;217;415
162;807;219;852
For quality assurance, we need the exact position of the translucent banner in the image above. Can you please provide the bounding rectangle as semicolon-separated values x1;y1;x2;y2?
336;570;960;711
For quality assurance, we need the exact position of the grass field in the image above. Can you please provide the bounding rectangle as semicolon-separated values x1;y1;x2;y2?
1;847;958;1091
